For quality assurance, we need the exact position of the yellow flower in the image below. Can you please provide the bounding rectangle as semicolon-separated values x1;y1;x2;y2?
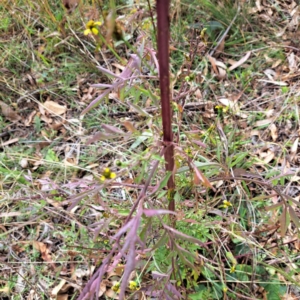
84;20;101;36
223;200;232;207
112;282;120;293
100;168;116;181
230;265;236;273
215;105;229;113
129;281;138;291
219;200;232;209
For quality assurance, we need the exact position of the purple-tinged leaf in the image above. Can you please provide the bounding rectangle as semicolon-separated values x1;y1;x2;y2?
146;47;159;75
86;131;120;145
166;282;182;299
81;89;111;115
77;257;109;300
119;210;143;299
102;124;125;134
152;271;168;279
265;202;283;211
143;209;177;217
113;218;135;239
97;65;122;78
191;139;207;148
91;83;113;89
67;185;102;211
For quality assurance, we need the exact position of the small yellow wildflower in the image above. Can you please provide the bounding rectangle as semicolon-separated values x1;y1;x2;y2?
84;20;101;36
222;285;228;293
129;281;138;291
220;200;232;209
112;282;120;293
100;168;116;181
230;265;236;273
215;105;229;113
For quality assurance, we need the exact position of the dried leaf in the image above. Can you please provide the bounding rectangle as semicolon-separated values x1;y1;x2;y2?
122;120;137;133
32;241;52;262
254;118;275;127
24;110;36;126
228;51;251;71
51;279;66;296
269;124;278;141
257;79;288;86
215;38;225;57
262;150;275;164
192;165;213;189
290;138;299;161
56;295;69;300
43;100;67;115
105;289;119;299
207;55;226;80
0;101;21;121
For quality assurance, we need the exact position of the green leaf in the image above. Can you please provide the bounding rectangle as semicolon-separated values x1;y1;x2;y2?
263;282;285;300
0;166;27;185
158;171;172;190
45;149;59;162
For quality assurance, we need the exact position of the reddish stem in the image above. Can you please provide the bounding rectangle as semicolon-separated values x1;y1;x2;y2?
156;0;175;213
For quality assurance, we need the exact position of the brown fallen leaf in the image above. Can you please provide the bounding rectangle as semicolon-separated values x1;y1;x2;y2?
43;100;67;115
193;165;214;189
24;110;36;126
56;295;69;300
207;55;226;80
254;118;275;127
0;101;21;121
290;138;299;162
32;241;52;262
122;120;137;133
269;123;278;141
51;279;66;297
228;51;251;71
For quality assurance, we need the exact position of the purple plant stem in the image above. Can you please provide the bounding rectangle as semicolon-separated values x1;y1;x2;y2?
156;0;175;213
